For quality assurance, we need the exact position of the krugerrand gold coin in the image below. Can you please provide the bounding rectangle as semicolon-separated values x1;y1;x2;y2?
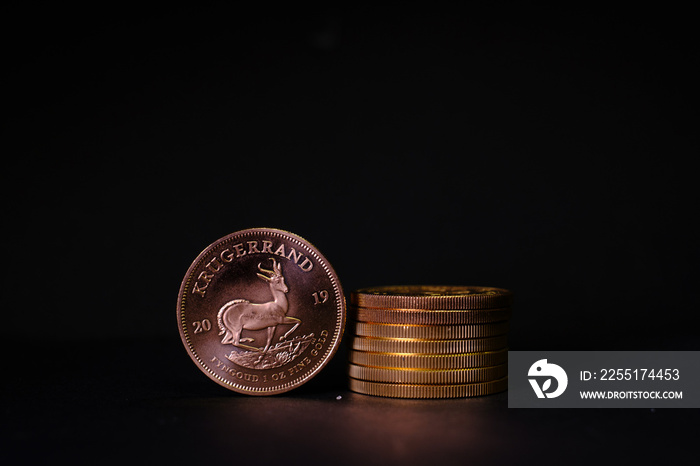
348;377;509;399
348;348;509;370
351;285;513;310
177;228;346;395
350;335;508;354
346;285;512;397
351;306;511;325
348;363;508;385
350;321;509;340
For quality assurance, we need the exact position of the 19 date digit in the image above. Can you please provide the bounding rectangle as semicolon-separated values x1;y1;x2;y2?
312;290;329;305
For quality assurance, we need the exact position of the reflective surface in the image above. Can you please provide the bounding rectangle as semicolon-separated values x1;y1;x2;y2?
3;338;696;465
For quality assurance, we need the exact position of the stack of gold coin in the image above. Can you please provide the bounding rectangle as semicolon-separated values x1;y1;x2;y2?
347;285;512;399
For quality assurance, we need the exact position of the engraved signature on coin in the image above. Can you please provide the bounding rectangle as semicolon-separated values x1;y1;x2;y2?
216;257;315;370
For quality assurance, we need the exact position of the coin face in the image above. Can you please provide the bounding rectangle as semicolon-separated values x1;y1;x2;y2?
177;228;346;395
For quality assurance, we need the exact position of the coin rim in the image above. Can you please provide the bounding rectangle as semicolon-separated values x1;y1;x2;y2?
350;334;509;354
351;285;513;310
351;307;512;324
348;348;509;369
177;227;346;395
351;321;510;340
348;362;508;384
348;376;509;398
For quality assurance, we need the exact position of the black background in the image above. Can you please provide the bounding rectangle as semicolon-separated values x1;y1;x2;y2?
3;3;699;464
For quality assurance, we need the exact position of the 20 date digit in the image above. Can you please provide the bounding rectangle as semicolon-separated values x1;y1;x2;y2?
193;319;212;334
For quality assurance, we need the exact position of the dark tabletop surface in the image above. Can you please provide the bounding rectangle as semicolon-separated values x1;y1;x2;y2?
4;336;697;465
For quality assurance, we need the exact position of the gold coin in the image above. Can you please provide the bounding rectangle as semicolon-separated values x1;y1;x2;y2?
348;363;508;385
348;377;508;399
351;285;512;310
352;306;511;325
348;348;508;369
350;335;508;354
351;321;509;340
177;228;346;395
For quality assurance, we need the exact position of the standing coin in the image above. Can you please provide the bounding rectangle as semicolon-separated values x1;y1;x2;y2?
177;228;346;395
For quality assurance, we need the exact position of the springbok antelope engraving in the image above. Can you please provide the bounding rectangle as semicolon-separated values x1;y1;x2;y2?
217;258;301;353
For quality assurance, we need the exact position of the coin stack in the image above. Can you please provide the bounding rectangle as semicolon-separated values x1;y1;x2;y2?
347;286;512;399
